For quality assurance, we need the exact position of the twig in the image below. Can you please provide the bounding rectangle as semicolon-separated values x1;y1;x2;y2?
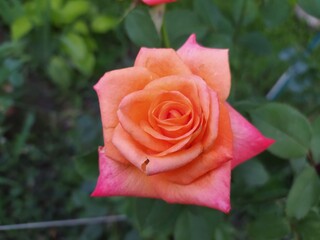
0;215;127;231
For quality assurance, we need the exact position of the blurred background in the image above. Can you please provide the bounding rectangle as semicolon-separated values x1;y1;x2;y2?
0;0;320;239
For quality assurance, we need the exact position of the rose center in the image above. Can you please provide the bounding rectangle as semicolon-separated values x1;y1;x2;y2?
145;91;196;139
157;102;186;120
167;109;182;119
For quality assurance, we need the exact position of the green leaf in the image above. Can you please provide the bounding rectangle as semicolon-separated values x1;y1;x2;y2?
233;160;269;188
174;209;211;240
0;0;23;24
73;21;89;35
4;58;22;71
239;32;272;55
60;32;95;75
91;15;118;33
296;211;320;240
47;56;72;90
164;9;208;49
51;0;63;11
203;33;232;48
58;0;90;24
290;158;308;175
9;72;23;87
298;0;320;19
24;0;50;27
13;113;35;158
194;0;233;34
11;16;33;40
250;103;312;159
190;207;234;240
61;32;87;61
261;0;290;27
74;149;99;180
131;198;181;238
248;214;290;240
311;117;320;162
0;177;18;187
286;166;320;220
233;0;258;26
124;7;160;47
75;52;95;76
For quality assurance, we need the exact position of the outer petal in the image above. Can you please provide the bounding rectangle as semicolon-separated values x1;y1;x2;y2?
135;48;192;77
94;67;155;133
94;67;155;162
91;147;159;198
156;161;231;213
177;34;231;100
142;0;176;6
92;147;231;213
227;104;275;169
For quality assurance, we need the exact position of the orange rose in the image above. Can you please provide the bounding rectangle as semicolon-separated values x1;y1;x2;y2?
92;35;274;213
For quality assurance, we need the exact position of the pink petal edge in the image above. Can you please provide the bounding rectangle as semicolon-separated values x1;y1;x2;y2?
227;104;275;168
155;161;231;213
91;147;159;198
142;0;176;6
92;147;231;213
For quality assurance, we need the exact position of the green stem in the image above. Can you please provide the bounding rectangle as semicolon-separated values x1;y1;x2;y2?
161;17;170;48
119;0;138;23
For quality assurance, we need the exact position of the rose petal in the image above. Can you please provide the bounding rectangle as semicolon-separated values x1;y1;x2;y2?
163;102;233;184
135;48;191;77
103;128;127;164
152;136;193;157
94;67;156;161
91;147;158;198
141;115;200;142
118;90;173;152
92;147;230;213
140;116;195;143
147;142;203;175
227;104;275;168
201;90;220;151
157;161;231;213
112;124;204;175
177;34;231;100
112;124;151;171
144;75;206;116
94;67;155;133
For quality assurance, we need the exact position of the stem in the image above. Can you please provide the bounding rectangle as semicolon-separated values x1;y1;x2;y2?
306;150;320;175
307;150;316;167
161;18;170;48
290;222;301;240
119;1;138;23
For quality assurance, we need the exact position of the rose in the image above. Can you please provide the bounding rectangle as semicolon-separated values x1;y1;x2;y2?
92;34;274;213
142;0;176;6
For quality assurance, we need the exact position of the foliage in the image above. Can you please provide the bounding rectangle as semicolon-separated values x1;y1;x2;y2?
1;0;320;239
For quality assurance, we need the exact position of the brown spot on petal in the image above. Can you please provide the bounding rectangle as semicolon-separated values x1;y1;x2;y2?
141;159;150;172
